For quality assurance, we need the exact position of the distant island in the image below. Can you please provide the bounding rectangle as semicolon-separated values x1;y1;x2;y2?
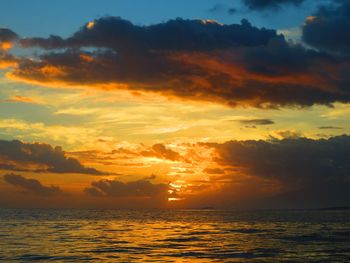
317;206;350;211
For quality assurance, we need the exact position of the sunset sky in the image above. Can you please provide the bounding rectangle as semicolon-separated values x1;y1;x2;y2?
1;0;350;209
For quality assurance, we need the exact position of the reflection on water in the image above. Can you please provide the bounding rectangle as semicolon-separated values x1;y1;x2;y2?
0;209;350;262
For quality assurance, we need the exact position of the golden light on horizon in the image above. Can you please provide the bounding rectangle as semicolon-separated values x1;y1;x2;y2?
2;3;350;262
169;182;183;190
168;197;182;202
0;2;350;215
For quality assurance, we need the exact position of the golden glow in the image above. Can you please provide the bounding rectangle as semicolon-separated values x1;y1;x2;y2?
40;65;65;76
0;60;17;69
168;197;182;202
0;14;350;213
305;16;317;24
8;95;36;104
6;71;130;91
86;21;95;29
169;182;182;190
80;54;93;62
199;19;223;26
0;41;13;50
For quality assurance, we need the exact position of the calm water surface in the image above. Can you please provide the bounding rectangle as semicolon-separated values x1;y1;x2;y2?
0;209;350;262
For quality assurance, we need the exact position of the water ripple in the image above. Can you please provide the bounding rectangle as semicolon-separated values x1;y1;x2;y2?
1;209;350;262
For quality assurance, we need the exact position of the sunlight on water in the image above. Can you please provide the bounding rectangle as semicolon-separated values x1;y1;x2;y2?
0;209;350;262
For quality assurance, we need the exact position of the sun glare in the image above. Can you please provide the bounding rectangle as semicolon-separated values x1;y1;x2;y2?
168;197;182;202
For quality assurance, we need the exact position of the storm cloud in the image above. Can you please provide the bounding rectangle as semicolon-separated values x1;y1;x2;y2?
0;28;18;67
207;135;350;207
3;173;63;196
19;17;277;51
0;28;18;50
302;0;350;56
0;28;18;42
0;16;348;108
0;139;102;174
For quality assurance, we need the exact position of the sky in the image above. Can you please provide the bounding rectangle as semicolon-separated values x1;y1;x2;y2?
1;0;350;209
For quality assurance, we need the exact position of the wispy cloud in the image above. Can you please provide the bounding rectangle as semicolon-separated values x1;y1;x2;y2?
238;118;275;125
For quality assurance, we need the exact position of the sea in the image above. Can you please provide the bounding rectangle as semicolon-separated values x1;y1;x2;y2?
0;209;349;262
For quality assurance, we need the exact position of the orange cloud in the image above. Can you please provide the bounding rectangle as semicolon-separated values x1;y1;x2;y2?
0;41;13;50
0;54;17;69
0;28;18;51
6;95;38;104
5;17;350;108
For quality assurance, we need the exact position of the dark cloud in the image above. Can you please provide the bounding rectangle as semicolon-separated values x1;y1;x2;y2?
0;28;18;44
319;126;343;130
242;0;305;10
302;0;350;56
207;135;350;207
84;178;168;198
208;4;237;14
2;16;350;108
0;139;102;175
228;7;237;14
238;118;274;125
0;28;18;67
3;173;63;196
141;144;183;161
0;29;18;59
20;17;277;51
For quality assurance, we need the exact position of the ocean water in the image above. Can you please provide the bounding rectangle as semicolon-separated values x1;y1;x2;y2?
0;209;349;262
